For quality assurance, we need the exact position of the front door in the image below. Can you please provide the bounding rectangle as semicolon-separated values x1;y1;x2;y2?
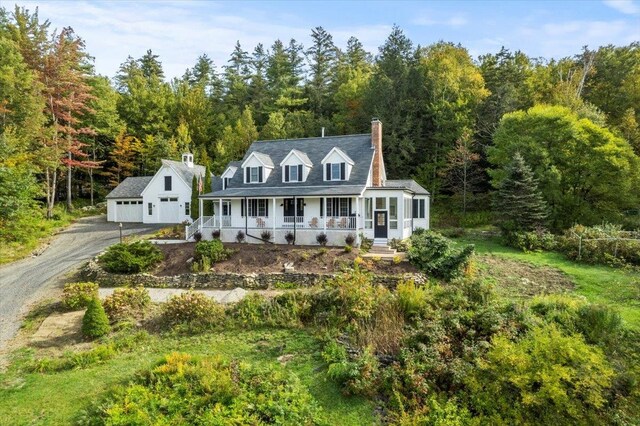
374;210;388;238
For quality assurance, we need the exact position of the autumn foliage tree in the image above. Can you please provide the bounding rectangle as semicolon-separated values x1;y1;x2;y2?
107;128;139;187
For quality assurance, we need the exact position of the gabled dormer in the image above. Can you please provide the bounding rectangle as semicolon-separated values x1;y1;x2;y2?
241;151;274;184
322;147;354;181
221;165;237;190
280;149;312;183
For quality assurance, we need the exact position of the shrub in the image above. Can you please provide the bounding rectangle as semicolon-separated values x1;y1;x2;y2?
193;230;202;242
280;231;293;245
344;245;352;253
102;286;151;323
62;282;99;310
316;232;328;246
389;238;409;252
396;280;431;320
506;229;556;252
83;352;321;424
319;269;388;328
100;240;163;274
82;298;111;339
211;229;221;239
232;293;268;327
163;291;225;329
194;239;231;264
358;233;373;252
325;345;380;397
558;224;640;267
261;230;272;242
345;233;356;246
235;230;245;243
466;324;614;425
407;231;474;280
28;344;116;373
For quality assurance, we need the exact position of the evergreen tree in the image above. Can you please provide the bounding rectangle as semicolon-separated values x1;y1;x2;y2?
306;26;337;118
259;111;287;140
492;152;548;233
190;175;199;220
203;166;213;215
82;297;110;339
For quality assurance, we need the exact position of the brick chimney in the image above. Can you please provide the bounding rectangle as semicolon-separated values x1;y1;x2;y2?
371;119;383;187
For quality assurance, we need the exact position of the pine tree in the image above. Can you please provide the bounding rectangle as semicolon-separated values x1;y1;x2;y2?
203;166;213;216
190;175;199;220
493;152;548;233
82;297;110;339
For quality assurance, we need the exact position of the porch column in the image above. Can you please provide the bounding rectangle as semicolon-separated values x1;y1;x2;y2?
219;199;223;229
355;196;360;230
199;198;203;220
323;197;327;231
272;198;276;235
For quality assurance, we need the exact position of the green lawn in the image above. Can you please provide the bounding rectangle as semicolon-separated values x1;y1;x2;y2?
457;235;640;330
0;328;377;426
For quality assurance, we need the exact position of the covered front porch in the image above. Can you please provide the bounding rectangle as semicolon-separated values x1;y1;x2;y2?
187;196;360;245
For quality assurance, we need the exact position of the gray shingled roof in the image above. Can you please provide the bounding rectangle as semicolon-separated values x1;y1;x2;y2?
202;134;374;198
162;159;206;187
385;179;430;195
106;176;153;199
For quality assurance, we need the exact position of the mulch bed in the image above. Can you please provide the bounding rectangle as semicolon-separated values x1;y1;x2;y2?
153;242;417;276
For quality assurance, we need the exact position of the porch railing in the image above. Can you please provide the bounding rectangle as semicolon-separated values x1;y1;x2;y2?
189;215;358;236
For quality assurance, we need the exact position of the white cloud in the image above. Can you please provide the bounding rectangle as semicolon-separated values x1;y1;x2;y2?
412;12;468;28
603;0;640;14
14;1;389;79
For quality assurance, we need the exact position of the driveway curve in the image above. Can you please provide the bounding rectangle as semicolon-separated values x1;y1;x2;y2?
0;216;165;350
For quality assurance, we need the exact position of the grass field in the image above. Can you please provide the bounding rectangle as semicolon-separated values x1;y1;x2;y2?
0;328;377;426
457;235;640;330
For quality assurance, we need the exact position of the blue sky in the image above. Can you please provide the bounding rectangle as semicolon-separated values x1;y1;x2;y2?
11;0;640;79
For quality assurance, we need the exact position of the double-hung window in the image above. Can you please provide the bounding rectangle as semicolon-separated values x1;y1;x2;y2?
284;164;303;182
412;199;426;218
326;162;346;181
250;167;261;183
164;176;172;191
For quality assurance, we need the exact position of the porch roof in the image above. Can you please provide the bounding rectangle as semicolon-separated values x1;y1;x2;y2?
200;185;366;198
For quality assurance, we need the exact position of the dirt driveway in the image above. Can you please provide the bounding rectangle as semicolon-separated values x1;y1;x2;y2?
0;216;164;351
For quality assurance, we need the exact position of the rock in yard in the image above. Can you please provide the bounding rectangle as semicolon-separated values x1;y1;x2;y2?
277;354;294;364
186;257;194;264
221;287;248;304
283;262;295;273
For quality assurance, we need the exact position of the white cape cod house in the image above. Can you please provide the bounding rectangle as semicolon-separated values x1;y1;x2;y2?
188;120;429;246
106;154;206;224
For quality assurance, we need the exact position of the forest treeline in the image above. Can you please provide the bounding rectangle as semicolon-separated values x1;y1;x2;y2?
1;6;639;237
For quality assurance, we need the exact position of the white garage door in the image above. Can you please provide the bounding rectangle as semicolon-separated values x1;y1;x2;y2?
115;200;143;222
158;197;180;223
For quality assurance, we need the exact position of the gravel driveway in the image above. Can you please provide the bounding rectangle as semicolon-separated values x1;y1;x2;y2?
0;216;165;350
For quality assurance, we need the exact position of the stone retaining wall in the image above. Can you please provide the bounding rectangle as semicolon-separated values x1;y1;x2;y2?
80;259;416;290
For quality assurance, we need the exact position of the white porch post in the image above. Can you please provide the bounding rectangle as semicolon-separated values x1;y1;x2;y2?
355;196;360;230
323;197;327;231
199;198;203;220
272;198;276;234
219;199;223;229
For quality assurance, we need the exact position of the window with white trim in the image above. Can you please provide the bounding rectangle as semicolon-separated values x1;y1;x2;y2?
148;203;153;215
250;167;260;183
245;199;268;217
413;199;426;219
325;162;346;181
389;197;398;229
185;202;190;216
365;198;373;229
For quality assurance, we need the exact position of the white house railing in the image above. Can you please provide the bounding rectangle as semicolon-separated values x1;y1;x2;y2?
189;215;358;236
185;216;202;240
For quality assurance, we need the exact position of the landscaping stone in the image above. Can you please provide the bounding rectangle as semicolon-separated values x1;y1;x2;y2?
81;259;417;290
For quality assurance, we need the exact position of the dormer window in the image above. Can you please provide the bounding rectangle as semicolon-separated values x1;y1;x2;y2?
247;166;263;183
242;151;273;184
285;164;303;182
326;162;346;181
322;147;353;182
223;177;231;190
